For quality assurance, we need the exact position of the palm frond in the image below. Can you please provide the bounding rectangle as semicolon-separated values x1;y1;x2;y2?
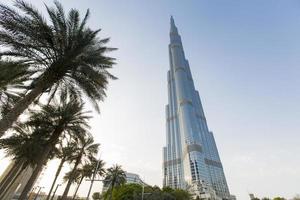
0;0;117;113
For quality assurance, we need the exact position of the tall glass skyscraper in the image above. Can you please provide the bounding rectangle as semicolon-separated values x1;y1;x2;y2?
163;17;231;200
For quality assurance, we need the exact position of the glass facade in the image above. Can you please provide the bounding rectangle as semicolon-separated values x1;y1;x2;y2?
163;17;231;200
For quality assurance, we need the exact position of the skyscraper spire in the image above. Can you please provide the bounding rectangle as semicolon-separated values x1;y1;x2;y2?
163;18;231;200
170;15;178;35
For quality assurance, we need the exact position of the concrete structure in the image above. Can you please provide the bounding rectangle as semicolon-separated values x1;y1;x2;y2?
162;17;231;200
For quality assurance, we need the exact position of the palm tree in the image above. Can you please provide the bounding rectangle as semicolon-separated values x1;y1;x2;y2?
71;164;94;200
65;159;105;200
0;125;52;199
103;165;126;200
72;167;87;200
86;158;106;199
18;100;90;200
0;0;116;136
46;140;78;200
0;60;31;116
63;163;96;200
63;168;82;200
61;135;99;199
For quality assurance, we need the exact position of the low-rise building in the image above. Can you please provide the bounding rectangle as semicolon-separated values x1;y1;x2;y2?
102;172;147;192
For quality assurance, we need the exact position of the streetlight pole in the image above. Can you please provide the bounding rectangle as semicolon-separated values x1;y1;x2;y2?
33;186;44;200
140;177;151;200
50;184;61;200
141;183;144;200
86;157;101;200
28;186;37;200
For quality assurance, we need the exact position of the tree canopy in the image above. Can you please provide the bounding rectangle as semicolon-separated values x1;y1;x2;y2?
104;184;192;200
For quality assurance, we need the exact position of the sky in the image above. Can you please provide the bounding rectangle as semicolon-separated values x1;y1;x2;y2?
0;0;300;199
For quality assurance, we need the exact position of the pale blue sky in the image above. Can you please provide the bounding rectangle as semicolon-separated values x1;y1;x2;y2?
0;1;300;199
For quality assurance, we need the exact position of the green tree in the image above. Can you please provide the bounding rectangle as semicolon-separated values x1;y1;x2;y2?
92;192;101;200
112;183;141;200
161;187;192;200
18;100;90;200
172;189;192;200
145;192;175;200
108;184;182;200
0;0;116;136
103;165;126;200
144;185;174;200
273;197;285;200
61;135;99;199
162;186;175;193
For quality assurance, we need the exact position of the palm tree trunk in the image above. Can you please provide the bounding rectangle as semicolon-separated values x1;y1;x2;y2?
0;161;18;190
18;147;49;200
72;176;84;200
18;125;63;200
0;74;54;137
0;160;22;194
0;164;25;199
109;183;115;200
46;157;66;200
61;155;82;200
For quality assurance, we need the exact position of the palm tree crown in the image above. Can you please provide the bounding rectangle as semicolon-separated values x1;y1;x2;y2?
63;159;105;200
0;124;58;199
103;165;126;200
0;60;31;115
104;165;126;187
0;126;49;167
0;0;117;136
18;99;91;200
61;135;100;199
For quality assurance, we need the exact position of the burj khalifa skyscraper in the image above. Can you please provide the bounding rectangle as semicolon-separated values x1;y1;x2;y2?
163;17;231;200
